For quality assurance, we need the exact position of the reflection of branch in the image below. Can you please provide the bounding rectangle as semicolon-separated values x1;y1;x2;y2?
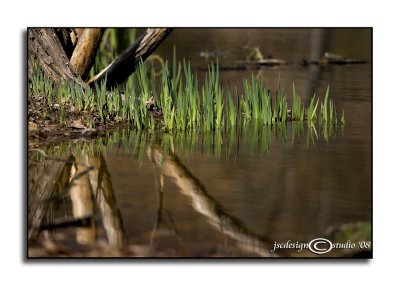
38;165;95;205
148;146;278;257
88;154;126;247
70;158;96;245
149;167;187;253
29;148;126;249
28;155;73;241
149;167;163;251
39;216;93;231
164;210;187;251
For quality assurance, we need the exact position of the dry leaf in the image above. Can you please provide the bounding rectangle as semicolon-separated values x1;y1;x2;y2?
70;120;86;129
28;121;38;133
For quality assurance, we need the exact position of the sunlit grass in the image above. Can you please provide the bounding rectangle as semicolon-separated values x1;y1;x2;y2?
29;47;344;135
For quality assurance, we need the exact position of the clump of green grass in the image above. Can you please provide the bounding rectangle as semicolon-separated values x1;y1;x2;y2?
29;47;344;134
227;87;237;127
29;68;54;109
321;85;330;122
307;94;319;125
292;83;304;121
94;76;107;124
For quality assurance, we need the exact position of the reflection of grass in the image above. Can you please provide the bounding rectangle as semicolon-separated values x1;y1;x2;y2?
38;119;338;166
341;110;346;125
326;222;371;245
291;121;303;144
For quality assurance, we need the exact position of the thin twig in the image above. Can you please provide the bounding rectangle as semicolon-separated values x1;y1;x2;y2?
28;148;90;167
38;166;95;205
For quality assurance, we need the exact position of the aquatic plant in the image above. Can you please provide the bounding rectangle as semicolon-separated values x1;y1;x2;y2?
307;94;319;125
292;83;303;121
29;48;344;134
227;88;237;127
94;76;107;124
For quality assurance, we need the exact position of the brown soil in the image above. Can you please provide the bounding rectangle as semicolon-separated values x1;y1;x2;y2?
28;91;131;145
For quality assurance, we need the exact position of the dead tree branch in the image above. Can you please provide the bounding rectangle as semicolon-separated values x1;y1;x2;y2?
88;28;172;89
70;28;105;80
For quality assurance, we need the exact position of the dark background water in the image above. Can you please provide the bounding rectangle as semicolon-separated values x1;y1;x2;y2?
31;28;372;257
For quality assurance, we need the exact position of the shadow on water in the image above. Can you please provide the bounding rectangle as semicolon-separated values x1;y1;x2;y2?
27;122;371;258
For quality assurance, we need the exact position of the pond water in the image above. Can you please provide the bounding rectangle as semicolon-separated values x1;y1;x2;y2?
28;29;371;258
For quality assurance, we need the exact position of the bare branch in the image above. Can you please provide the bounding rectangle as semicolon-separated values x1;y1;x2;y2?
70;28;105;80
88;28;172;89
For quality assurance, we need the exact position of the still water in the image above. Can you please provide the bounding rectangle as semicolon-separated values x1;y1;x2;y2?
28;29;371;257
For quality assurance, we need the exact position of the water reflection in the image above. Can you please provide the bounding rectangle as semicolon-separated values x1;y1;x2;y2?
147;145;277;257
28;148;126;252
27;120;369;258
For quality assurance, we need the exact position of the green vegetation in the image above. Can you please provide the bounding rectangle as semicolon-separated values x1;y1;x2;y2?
29;47;344;134
33;119;338;167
